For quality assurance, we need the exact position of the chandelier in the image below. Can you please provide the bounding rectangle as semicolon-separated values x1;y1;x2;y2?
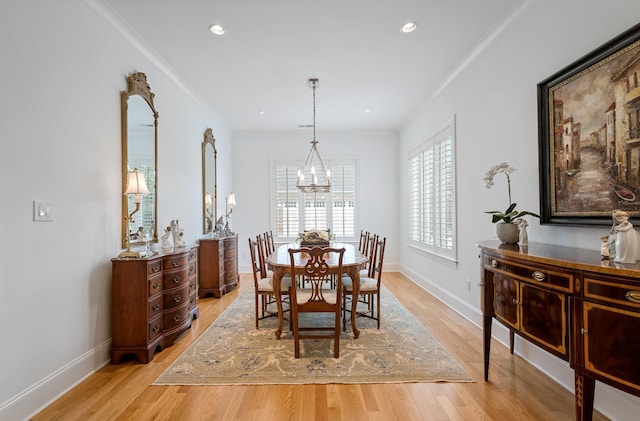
297;78;331;193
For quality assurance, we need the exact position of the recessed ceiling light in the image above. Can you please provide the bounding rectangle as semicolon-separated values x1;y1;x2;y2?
209;24;227;36
401;22;417;33
257;110;265;115
363;108;372;113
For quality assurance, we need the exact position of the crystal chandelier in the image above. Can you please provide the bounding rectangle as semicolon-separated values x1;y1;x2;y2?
297;78;331;193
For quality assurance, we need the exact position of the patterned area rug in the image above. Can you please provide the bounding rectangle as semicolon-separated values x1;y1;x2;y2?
153;285;474;385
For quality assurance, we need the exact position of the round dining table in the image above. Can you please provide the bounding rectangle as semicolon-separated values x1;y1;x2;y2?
266;242;368;339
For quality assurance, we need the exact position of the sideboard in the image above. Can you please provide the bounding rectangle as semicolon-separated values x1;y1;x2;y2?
478;240;640;421
111;245;199;364
198;235;239;298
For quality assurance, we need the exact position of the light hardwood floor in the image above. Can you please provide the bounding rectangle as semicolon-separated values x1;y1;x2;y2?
32;272;608;421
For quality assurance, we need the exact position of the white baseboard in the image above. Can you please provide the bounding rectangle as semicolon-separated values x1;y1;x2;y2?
0;340;111;421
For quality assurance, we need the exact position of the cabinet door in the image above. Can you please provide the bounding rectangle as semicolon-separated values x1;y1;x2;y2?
584;302;640;393
520;283;567;356
493;274;518;329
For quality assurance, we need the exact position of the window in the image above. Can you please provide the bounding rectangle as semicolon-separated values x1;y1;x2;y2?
408;118;457;261
272;159;358;241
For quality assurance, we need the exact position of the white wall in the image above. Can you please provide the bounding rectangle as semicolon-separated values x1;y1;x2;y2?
0;1;232;419
398;0;640;419
231;129;398;271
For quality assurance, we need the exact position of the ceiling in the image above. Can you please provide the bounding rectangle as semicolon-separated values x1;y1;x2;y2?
103;0;525;132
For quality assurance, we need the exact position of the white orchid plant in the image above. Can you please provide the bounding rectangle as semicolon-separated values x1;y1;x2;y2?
484;162;540;224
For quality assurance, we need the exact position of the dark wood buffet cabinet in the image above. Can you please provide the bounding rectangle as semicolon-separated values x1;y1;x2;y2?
479;241;640;421
198;235;239;298
111;246;199;364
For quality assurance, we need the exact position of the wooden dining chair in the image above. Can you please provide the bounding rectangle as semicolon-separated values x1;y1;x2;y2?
360;233;377;277
343;237;386;330
265;230;276;255
248;237;291;329
358;230;369;254
288;246;345;358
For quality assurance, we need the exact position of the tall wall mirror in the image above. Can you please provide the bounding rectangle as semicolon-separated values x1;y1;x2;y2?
121;72;158;249
202;128;217;234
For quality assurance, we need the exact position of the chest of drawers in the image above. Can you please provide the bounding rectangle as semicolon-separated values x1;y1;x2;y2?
111;245;199;364
479;241;640;421
199;235;239;298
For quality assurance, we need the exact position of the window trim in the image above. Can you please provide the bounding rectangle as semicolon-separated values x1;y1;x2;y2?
407;116;457;262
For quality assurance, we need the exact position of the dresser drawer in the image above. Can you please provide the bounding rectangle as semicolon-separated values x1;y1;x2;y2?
148;260;162;276
163;267;189;289
148;316;162;342
148;275;163;297
224;247;237;259
584;276;640;309
148;295;162;318
163;286;190;310
484;255;573;292
188;261;197;277
163;305;189;330
163;254;188;271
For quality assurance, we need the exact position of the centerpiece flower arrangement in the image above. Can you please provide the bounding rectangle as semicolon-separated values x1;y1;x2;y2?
484;162;539;243
298;228;333;246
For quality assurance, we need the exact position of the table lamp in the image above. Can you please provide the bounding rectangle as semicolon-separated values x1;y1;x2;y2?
119;168;151;258
225;192;236;232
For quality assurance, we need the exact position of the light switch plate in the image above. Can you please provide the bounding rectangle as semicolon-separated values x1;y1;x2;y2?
33;200;54;222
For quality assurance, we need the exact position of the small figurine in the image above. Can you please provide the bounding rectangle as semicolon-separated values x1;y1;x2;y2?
175;229;186;249
170;220;180;246
600;235;610;257
162;226;173;251
517;218;528;247
611;209;640;263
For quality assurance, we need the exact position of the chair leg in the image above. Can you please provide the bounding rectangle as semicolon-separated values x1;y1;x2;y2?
292;309;300;358
334;310;340;358
255;294;259;329
377;293;381;329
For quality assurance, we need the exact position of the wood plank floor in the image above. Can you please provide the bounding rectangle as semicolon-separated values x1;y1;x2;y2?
32;272;609;421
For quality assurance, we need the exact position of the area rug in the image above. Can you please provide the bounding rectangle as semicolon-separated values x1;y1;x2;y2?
153;285;473;385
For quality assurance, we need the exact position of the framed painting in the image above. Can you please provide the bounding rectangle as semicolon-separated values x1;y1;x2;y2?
538;23;640;226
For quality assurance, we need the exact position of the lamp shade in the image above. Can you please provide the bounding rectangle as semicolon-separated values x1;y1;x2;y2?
124;169;150;195
226;192;236;206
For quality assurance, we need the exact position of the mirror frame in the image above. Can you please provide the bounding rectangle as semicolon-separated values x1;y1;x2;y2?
202;128;218;234
121;72;159;248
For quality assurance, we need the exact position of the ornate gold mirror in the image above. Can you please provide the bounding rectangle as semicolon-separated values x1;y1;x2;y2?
202;128;217;234
121;72;158;249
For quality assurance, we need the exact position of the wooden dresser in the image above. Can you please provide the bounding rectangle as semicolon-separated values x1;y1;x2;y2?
198;235;239;298
111;245;199;364
479;240;640;421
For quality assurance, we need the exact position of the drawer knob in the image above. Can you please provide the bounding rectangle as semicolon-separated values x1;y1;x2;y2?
625;291;640;304
491;259;497;268
531;271;546;282
152;325;160;332
173;295;182;303
173;314;181;322
581;328;588;335
173;276;181;284
152;304;160;311
173;260;180;268
153;282;160;289
151;264;160;272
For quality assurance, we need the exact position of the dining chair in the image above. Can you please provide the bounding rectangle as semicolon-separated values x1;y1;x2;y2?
358;230;370;253
288;246;345;358
342;236;386;330
264;230;275;255
360;233;377;277
248;237;291;329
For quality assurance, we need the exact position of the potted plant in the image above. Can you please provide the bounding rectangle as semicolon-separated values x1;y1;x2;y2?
484;162;539;243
